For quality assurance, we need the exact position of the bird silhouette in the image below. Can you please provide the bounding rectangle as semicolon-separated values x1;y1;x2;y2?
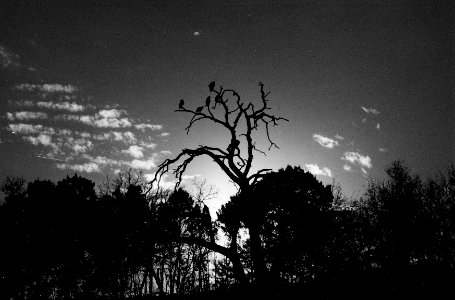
205;96;211;107
208;81;215;92
178;99;184;109
196;106;204;113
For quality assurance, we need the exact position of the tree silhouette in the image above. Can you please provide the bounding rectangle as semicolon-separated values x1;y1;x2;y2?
147;82;288;287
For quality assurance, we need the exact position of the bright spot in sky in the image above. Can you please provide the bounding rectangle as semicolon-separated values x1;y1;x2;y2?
193;31;200;36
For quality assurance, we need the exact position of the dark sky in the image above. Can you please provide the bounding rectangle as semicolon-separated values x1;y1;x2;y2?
0;0;453;212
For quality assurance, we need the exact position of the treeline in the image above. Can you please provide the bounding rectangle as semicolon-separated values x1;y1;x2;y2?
0;161;454;299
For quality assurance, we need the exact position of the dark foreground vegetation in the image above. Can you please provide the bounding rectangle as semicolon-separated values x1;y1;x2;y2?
1;162;454;299
1;83;454;299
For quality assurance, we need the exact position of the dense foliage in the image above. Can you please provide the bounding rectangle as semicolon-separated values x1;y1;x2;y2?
0;161;454;299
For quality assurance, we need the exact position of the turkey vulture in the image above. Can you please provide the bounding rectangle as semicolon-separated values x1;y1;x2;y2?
205;96;211;107
208;81;215;92
196;106;204;113
178;99;184;109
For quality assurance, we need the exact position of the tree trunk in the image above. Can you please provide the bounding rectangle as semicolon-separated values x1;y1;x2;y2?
248;221;268;288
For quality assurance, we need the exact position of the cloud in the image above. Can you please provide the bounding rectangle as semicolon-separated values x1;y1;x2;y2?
305;163;333;178
313;134;339;149
335;134;344;140
122;145;144;159
56;162;100;173
361;106;380;115
128;157;157;170
160;150;172;155
23;134;59;153
361;168;369;176
376;123;380;130
343;164;352;172
379;148;387;152
342;151;372;168
7;111;48;121
84;155;123;167
0;45;20;69
14;84;77;93
61;109;132;128
63;137;93;154
92;131;137;144
37;101;85;112
8;123;47;134
134;124;163;131
160;132;170;137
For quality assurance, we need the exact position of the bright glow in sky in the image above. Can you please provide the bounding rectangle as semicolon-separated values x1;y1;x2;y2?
0;1;453;215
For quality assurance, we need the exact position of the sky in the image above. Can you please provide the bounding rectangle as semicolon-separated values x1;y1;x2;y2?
0;0;453;214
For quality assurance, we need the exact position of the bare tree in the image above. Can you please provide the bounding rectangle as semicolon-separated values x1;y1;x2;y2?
147;81;288;287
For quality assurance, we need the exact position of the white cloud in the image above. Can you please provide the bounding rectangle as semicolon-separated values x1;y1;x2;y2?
134;124;163;131
335;134;344;140
63;137;93;154
140;142;157;149
7;111;48;121
15;83;77;93
305;163;333;178
343;164;352;172
92;131;137;144
376;123;380;130
160;132;170;137
8;123;45;134
313;134;339;149
361;106;380;115
342;151;372;168
122;145;144;159
61;109;133;128
160;150;172;155
56;162;100;173
379;148;387;152
23;134;59;153
84;155;123;167
0;45;20;69
37;101;85;112
128;157;157;170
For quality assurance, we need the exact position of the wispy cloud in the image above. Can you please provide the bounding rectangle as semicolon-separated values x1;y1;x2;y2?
305;163;333;178
342;151;372;169
56;162;100;173
37;101;85;112
8;123;48;134
335;134;344;140
379;148;387;152
23;134;59;153
0;45;20;69
160;132;170;137
15;83;77;93
361;106;380;115
122;145;145;159
376;123;380;130
61;109;132;128
361;168;369;176
313;134;339;149
7;111;48;121
134;124;163;131
92;131;137;144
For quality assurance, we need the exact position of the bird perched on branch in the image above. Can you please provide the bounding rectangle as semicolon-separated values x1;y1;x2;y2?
196;106;204;113
178;99;184;109
208;81;215;92
205;96;211;107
